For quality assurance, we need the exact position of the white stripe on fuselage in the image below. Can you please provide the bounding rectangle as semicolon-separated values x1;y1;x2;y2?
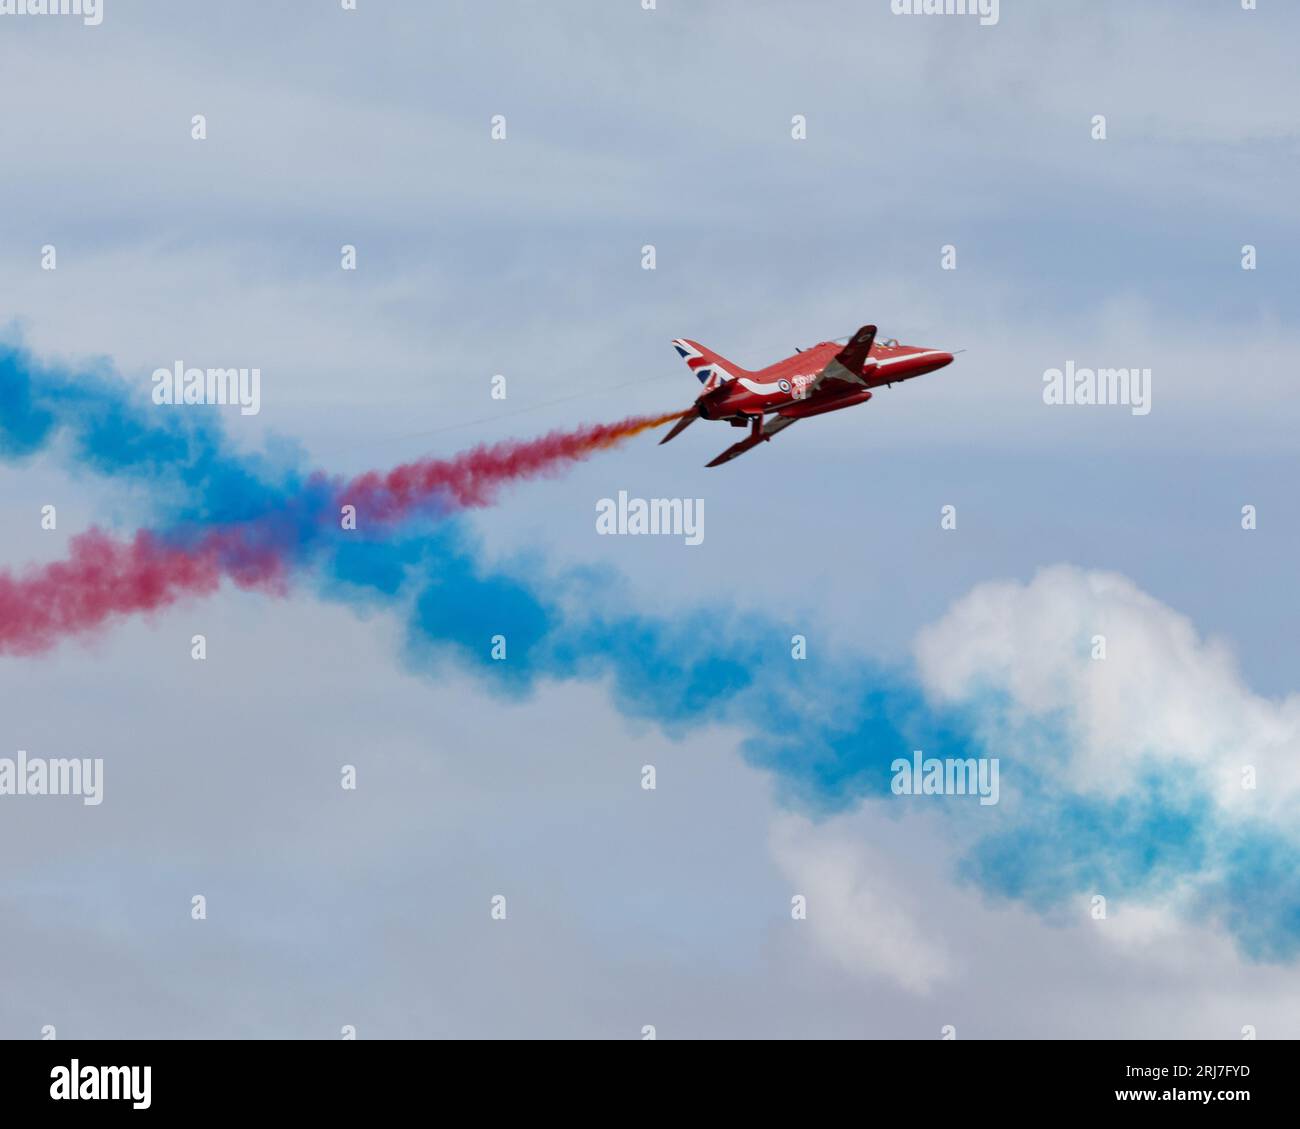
734;350;948;395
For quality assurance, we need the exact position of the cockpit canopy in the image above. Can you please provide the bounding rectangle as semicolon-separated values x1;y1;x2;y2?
801;332;900;352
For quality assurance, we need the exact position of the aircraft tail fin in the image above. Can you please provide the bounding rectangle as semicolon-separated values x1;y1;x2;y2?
671;339;744;393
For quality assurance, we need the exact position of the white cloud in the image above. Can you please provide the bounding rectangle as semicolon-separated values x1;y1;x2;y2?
769;812;952;993
913;564;1300;825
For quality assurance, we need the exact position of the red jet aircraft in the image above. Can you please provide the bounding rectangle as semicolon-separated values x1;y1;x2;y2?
660;325;955;466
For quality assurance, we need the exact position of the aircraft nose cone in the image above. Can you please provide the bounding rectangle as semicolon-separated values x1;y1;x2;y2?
934;351;955;369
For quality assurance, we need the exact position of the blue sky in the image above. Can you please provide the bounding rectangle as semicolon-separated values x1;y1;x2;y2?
1;0;1298;1037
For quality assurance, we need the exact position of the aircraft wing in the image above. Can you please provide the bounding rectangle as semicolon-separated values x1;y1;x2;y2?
705;416;798;467
807;324;876;394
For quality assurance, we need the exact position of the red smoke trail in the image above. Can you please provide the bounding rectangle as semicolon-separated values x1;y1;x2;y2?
340;410;685;521
1;411;680;655
0;528;286;656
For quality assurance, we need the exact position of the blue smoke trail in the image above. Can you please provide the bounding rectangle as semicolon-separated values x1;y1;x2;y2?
4;339;1298;961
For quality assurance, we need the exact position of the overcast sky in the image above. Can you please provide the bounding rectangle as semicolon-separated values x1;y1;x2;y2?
2;0;1298;1038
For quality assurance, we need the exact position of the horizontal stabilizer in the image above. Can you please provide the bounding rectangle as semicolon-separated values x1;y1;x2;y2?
658;411;698;445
